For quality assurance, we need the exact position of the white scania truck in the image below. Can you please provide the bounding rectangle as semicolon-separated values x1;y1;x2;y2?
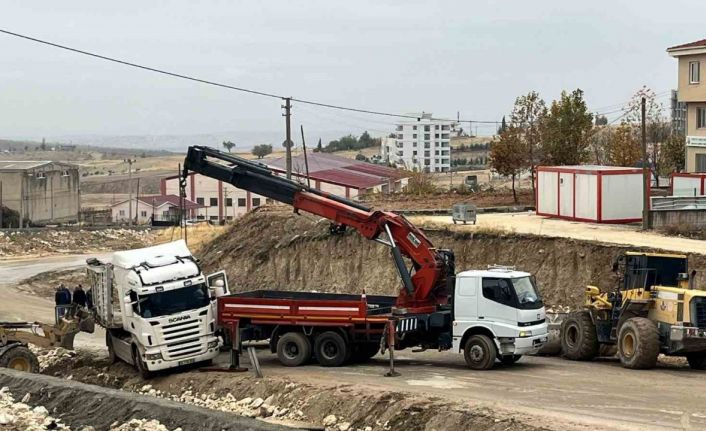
86;240;228;377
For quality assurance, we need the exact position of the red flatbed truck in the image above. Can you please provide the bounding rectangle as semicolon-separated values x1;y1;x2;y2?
183;146;549;370
218;291;395;366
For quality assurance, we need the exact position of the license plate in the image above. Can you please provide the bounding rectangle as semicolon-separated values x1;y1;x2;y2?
178;358;195;366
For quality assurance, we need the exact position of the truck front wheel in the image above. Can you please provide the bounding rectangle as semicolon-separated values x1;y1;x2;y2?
686;352;706;370
132;347;153;379
617;317;659;369
276;332;311;367
463;334;496;370
314;331;348;367
561;311;599;361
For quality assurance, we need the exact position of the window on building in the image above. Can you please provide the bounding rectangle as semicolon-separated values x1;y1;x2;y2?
424;134;430;140
442;125;450;131
424;160;430;166
210;197;218;206
412;125;417;130
119;209;125;216
196;197;204;205
209;216;218;221
395;125;403;131
265;198;274;204
397;134;403;139
413;142;417;147
226;216;234;220
698;107;706;129
225;198;233;207
412;150;417;155
140;210;147;217
35;172;46;179
412;134;417;139
690;61;701;84
197;215;205;220
424;150;430;157
434;134;439;139
424;142;431;149
435;150;439;155
252;198;261;207
697;154;706;173
237;198;246;207
61;170;70;176
435;125;439;130
424;125;430;132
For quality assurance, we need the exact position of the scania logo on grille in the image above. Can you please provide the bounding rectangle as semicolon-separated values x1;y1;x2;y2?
168;315;190;323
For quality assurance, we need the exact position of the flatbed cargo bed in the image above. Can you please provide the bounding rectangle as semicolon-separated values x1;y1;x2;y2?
218;290;396;327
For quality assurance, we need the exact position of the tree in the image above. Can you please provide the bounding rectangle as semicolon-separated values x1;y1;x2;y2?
595;115;608;126
607;122;640;166
510;91;547;203
490;127;525;203
314;138;323;153
588;125;612;165
252;144;273;159
222;141;235;153
497;116;508;135
660;133;686;174
542;89;594;165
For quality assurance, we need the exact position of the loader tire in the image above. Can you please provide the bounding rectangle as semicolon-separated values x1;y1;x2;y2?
463;334;496;370
276;332;311;367
686;352;706;370
0;346;39;373
314;331;348;367
618;317;659;369
561;311;599;361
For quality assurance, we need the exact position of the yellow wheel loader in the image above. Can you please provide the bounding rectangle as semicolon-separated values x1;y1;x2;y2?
0;307;94;373
561;252;706;369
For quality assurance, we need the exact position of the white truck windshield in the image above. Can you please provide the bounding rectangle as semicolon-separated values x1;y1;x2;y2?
137;284;209;318
512;277;542;307
481;276;543;309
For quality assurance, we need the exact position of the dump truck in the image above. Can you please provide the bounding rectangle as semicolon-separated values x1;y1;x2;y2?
183;146;548;370
561;252;706;369
86;240;227;377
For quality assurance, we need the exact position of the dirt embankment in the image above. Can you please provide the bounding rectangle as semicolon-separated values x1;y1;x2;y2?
199;208;706;308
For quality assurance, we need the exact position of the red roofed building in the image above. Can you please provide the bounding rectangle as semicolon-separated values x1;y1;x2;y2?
110;194;202;224
668;38;706;172
160;152;409;222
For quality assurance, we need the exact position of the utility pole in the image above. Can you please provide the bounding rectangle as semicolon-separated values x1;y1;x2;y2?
282;97;292;179
641;97;650;230
125;158;136;225
135;177;141;224
0;181;3;229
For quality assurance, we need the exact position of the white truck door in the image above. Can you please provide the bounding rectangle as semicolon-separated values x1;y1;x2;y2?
207;270;230;297
477;277;518;336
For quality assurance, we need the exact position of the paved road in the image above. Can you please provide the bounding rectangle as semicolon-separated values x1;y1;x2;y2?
410;213;706;255
228;349;706;431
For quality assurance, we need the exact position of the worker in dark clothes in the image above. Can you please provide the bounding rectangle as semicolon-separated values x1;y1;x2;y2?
73;284;87;308
86;287;94;309
54;284;72;322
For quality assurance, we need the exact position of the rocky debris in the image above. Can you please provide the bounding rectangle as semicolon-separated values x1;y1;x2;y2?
0;386;179;431
0;228;152;257
29;346;79;374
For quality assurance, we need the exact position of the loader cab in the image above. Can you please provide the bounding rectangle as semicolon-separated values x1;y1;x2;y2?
616;252;689;291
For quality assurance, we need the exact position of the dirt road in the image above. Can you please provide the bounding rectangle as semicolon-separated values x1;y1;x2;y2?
236;349;705;431
412;213;706;255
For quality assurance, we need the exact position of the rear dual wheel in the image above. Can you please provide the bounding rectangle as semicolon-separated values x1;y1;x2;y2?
276;332;311;367
314;331;349;367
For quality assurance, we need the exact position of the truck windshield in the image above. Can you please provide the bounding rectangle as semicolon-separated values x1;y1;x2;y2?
137;284;209;318
512;277;543;308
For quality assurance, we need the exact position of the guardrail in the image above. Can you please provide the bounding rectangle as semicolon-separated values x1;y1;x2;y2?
651;196;706;211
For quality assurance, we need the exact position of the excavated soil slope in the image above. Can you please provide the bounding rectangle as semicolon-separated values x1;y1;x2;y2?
200;208;706;308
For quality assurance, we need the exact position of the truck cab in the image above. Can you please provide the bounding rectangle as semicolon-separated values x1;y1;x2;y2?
87;240;226;378
452;266;548;369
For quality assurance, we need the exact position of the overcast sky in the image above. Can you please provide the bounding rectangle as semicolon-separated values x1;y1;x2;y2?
1;0;704;144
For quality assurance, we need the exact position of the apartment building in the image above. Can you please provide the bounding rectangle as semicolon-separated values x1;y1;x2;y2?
668;39;706;172
392;113;454;172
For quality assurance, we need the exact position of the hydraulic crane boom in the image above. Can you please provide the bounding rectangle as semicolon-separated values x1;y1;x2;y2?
182;146;455;312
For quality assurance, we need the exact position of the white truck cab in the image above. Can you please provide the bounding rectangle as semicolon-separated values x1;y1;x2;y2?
87;240;228;378
452;266;548;369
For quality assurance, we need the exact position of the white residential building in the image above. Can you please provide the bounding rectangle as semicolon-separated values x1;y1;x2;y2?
392;113;454;172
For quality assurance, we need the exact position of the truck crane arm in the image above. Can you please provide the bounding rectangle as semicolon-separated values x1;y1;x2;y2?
182;146;455;312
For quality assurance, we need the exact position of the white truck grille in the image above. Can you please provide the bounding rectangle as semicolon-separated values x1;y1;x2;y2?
159;318;205;359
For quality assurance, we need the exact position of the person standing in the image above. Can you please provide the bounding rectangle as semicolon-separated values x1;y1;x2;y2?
73;284;87;308
54;283;72;321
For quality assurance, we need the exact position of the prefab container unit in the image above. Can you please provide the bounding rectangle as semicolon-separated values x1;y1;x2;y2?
671;173;706;196
536;166;647;223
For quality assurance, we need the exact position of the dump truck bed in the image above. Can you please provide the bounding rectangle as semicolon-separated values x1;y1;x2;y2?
218;290;396;326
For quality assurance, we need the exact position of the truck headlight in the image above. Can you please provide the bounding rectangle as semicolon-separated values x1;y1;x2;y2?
207;340;219;349
518;330;532;338
145;352;162;361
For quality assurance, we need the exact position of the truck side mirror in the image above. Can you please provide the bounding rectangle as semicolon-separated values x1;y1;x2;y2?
207;271;229;298
123;295;134;317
